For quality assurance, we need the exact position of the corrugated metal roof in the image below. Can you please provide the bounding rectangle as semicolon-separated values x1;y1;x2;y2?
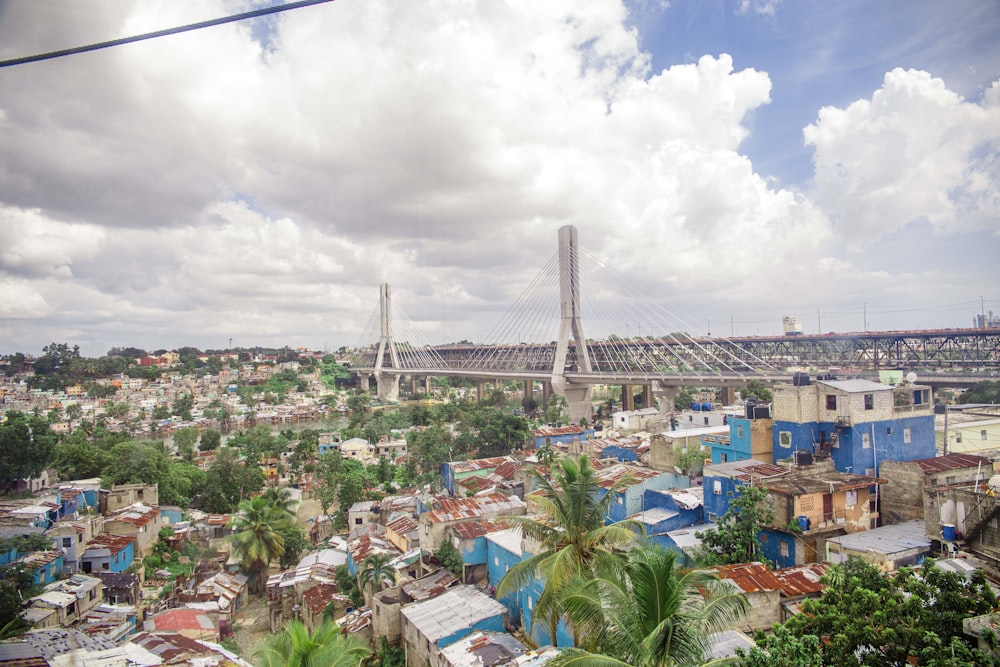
826;519;930;555
400;585;507;643
816;379;891;393
714;562;783;593
770;562;830;596
910;453;990;474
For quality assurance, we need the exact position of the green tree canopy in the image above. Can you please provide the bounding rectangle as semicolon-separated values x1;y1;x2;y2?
229;495;290;595
741;379;774;403
554;542;749;666
696;484;774;566
961;380;1000;405
255;618;370;667
0;411;56;488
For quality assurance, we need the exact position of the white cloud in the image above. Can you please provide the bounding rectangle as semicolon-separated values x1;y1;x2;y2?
804;68;1000;245
737;0;783;16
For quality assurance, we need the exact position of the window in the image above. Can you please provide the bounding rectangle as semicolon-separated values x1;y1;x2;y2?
865;467;875;476
704;417;709;425
956;432;962;443
494;556;499;567
720;453;728;463
982;430;988;441
904;427;912;444
737;425;744;439
708;512;718;522
887;427;892;435
779;541;790;558
864;394;874;410
862;432;871;449
779;432;792;448
845;490;858;507
826;395;837;410
616;496;623;505
713;480;722;495
760;533;768;543
945;476;956;485
355;517;363;525
527;596;533;610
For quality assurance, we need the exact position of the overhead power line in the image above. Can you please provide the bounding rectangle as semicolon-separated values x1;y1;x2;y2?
0;0;335;69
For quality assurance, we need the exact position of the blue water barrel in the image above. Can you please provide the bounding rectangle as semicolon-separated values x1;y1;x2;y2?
942;524;956;541
797;515;810;531
701;402;712;411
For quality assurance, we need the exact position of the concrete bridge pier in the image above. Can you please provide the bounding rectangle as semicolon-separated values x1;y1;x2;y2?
621;385;635;411
641;385;652;409
552;377;592;425
357;372;372;392
375;372;400;402
542;381;552;407
652;381;679;415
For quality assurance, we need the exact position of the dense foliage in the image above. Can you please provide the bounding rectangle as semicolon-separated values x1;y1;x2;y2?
697;484;774;566
738;558;999;667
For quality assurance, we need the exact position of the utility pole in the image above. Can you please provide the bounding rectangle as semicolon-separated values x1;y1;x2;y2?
982;296;986;328
817;309;821;334
863;303;867;332
731;315;734;337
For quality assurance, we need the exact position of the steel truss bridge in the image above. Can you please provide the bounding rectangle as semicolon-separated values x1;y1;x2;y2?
348;227;999;416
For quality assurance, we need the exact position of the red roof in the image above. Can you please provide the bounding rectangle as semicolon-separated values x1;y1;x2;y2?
302;583;347;615
148;608;215;632
771;562;830;596
450;520;500;540
713;562;782;593
910;453;990;474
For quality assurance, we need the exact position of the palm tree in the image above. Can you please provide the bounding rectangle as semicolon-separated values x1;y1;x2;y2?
357;553;398;603
553;543;750;666
228;495;290;595
497;455;642;645
254;619;371;667
261;486;296;517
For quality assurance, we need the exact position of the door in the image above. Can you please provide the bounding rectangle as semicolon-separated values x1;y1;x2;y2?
823;494;833;523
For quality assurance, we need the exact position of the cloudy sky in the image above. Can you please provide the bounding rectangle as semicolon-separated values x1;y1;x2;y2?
1;0;998;356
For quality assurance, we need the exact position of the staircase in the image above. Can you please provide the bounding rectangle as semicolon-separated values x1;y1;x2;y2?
815;418;849;460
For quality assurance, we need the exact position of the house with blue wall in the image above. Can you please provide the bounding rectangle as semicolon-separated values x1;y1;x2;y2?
771;378;935;475
446;519;500;584
441;456;520;497
486;528;573;648
702;459;789;524
531;426;595;450
17;550;64;585
707;408;774;465
400;585;508;666
631;488;704;547
80;534;135;574
596;464;688;525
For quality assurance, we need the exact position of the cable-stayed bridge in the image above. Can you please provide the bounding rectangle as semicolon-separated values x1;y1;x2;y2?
347;226;1000;421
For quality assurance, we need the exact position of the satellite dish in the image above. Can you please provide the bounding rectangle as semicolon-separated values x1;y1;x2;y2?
906;372;918;384
674;466;684;475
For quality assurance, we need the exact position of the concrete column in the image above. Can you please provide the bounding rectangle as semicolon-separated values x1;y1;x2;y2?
642;385;652;409
425;377;433;394
651;381;679;415
477;381;485;403
542;381;552;407
411;377;419;394
357;372;372;392
621;385;635;411
720;386;736;405
375;373;399;402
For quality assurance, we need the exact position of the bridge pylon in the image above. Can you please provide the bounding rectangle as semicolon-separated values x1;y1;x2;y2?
373;283;401;402
551;225;594;424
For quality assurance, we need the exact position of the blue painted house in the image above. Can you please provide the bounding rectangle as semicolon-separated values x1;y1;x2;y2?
707;409;774;465
80;534;135;574
631;488;704;548
486;529;573;648
596;464;688;525
17;550;64;584
400;585;508;665
771;378;935;475
531;426;595;450
446;520;502;584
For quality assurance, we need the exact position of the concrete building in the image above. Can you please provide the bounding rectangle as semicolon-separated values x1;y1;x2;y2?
938;418;1000;455
611;407;660;432
772;378;935;475
707;410;773;465
418;494;526;553
825;520;930;571
105;484;158;513
649;425;729;473
880;453;991;524
400;585;507;667
103;503;162;557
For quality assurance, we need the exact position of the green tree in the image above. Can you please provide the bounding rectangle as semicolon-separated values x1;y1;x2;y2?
775;558;997;667
101;440;201;506
277;522;307;570
435;540;463;577
543;394;567;424
199;428;221;451
554;542;749;665
193;447;265;513
696;484;774;566
674;387;696;411
229;495;290;595
962;380;1000;405
736;624;823;667
173;427;199;462
497;456;641;645
254;619;371;667
741;379;773;403
358;553;398;602
0;411;56;489
476;410;531;457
